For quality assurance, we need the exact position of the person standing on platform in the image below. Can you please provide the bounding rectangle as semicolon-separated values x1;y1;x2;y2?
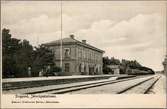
39;69;44;77
28;67;31;77
45;65;51;77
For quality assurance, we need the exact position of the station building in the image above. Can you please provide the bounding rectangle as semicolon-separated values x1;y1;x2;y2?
44;35;105;76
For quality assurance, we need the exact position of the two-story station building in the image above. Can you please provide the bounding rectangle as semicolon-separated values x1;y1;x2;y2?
44;35;105;76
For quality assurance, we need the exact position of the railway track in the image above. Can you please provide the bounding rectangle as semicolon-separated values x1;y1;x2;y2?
119;75;161;94
2;75;135;94
3;75;160;94
25;76;138;94
25;75;159;94
67;75;160;94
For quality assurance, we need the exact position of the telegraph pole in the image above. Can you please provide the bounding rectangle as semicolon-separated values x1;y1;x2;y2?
60;0;63;70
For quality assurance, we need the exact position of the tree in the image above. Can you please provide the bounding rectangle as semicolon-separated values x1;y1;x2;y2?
110;57;121;65
2;28;20;78
102;57;120;74
2;28;61;78
31;44;55;76
102;57;143;74
14;40;34;77
2;28;36;78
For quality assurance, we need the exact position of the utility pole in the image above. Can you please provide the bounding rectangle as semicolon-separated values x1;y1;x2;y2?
60;0;63;71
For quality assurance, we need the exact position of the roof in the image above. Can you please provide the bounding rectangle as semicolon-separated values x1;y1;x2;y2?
44;37;105;53
45;37;77;44
107;65;120;69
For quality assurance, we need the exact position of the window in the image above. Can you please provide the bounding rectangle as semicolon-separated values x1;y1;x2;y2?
54;51;56;58
91;51;93;60
86;49;88;60
78;48;82;58
93;52;95;61
79;64;82;72
65;63;70;72
83;49;85;59
89;50;91;60
64;48;70;58
54;49;58;59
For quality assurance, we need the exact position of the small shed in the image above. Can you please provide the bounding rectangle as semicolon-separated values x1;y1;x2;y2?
107;65;120;75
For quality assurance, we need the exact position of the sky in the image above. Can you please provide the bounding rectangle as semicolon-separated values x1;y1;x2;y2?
1;1;167;71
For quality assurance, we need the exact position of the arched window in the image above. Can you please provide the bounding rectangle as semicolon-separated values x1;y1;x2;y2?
64;48;70;58
84;65;86;73
79;64;82;72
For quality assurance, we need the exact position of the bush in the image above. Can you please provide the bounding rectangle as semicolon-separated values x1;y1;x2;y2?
103;66;112;74
51;66;62;72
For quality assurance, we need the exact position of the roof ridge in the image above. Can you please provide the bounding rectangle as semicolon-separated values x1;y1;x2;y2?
44;36;104;53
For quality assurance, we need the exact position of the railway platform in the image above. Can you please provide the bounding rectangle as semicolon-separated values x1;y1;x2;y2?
2;74;135;91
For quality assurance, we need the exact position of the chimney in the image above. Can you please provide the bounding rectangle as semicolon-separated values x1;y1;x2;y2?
82;40;86;43
70;34;75;39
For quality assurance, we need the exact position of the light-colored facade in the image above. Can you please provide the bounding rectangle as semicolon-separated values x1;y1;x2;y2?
44;35;104;76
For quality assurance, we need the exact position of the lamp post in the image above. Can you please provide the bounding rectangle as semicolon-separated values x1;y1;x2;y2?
163;55;167;74
163;33;167;74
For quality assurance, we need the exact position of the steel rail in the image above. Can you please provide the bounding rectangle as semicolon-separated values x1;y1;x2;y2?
118;75;161;94
28;75;154;94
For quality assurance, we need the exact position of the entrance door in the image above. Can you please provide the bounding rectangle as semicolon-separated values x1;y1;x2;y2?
89;67;94;75
65;63;70;72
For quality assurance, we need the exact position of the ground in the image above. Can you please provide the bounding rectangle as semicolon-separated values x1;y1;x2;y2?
147;73;166;94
